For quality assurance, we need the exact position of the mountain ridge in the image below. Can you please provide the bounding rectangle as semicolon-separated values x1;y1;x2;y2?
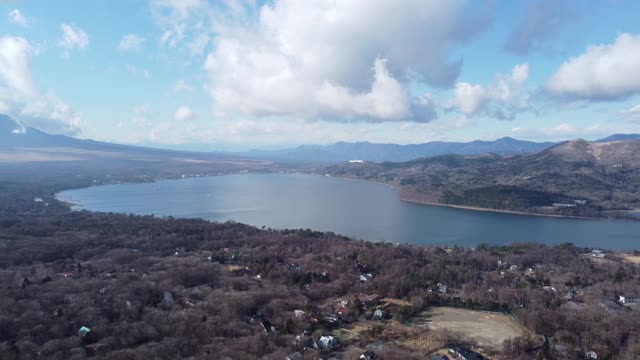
3;114;639;163
322;138;640;218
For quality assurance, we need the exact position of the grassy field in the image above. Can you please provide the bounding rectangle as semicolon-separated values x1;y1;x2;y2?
411;307;527;349
621;254;640;264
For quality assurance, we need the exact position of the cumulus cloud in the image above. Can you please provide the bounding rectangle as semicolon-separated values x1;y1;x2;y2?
59;23;89;54
0;36;83;135
119;34;145;51
174;106;195;121
202;0;487;123
503;0;571;56
8;9;30;27
547;33;640;100
451;83;487;114
449;63;530;119
19;94;83;136
0;36;36;98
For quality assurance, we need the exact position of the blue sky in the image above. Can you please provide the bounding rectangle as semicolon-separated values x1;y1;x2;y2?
1;0;640;151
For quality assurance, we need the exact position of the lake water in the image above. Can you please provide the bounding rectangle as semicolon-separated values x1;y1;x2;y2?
56;173;640;249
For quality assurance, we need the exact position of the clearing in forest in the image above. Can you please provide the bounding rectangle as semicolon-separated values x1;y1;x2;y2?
410;307;527;348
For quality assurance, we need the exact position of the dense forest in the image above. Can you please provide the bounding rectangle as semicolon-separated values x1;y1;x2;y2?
1;164;640;360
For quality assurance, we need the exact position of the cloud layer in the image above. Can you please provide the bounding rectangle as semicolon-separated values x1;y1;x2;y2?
0;36;82;135
202;0;486;123
503;0;571;56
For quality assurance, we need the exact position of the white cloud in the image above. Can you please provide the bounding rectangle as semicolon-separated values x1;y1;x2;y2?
547;33;640;100
151;0;208;49
19;93;83;135
59;23;89;54
622;103;640;121
449;63;530;119
0;36;83;135
202;0;486;123
119;34;145;51
312;59;411;121
8;9;30;27
0;36;36;98
174;106;195;121
172;79;192;93
451;82;487;114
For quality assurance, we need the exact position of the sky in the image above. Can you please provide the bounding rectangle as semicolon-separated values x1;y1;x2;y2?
1;0;640;151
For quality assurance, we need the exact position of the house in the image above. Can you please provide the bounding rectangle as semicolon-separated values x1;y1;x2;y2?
448;343;484;360
525;268;535;277
78;326;91;337
373;309;386;320
321;313;339;324
553;202;576;208
348;160;364;163
286;352;303;360
586;350;598;359
360;273;374;282
360;350;375;360
564;290;583;300
618;296;640;304
509;265;518;272
162;291;174;306
438;283;448;294
294;310;306;318
591;249;605;258
345;293;381;308
260;320;276;333
314;335;338;350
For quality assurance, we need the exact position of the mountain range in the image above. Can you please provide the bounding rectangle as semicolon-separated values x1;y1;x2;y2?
247;134;640;163
2;114;640;164
0;114;236;162
322;138;640;218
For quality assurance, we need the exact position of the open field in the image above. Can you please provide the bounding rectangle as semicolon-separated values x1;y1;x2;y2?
621;254;640;264
411;307;527;349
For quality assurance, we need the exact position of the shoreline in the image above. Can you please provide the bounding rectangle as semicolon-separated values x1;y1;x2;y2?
55;172;628;222
322;173;614;221
399;197;606;221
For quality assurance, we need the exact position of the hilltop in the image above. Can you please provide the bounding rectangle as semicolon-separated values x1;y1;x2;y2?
322;139;640;218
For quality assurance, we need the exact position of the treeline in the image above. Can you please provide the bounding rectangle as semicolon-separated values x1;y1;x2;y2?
0;180;639;359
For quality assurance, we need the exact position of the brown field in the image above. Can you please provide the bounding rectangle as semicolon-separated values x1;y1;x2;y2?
410;307;527;349
621;254;640;264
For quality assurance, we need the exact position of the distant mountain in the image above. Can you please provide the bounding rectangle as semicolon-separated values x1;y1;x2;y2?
322;138;640;218
248;137;557;163
0;114;236;162
595;134;640;142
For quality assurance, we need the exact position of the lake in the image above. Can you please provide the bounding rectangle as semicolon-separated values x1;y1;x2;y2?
56;173;640;249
